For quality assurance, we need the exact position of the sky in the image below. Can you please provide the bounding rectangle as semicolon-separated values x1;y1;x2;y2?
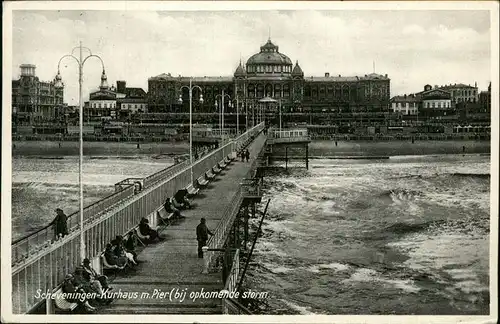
10;8;493;106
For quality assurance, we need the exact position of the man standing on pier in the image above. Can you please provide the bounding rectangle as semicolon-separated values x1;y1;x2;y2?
196;218;213;258
50;208;68;240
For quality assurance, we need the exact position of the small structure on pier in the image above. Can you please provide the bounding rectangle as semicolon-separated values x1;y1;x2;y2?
262;128;311;169
192;125;238;153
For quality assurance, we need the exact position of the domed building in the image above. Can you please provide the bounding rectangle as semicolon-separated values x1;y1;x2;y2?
245;39;293;75
147;38;391;126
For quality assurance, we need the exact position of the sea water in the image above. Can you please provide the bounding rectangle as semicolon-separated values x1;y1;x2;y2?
11;155;171;241
247;154;490;315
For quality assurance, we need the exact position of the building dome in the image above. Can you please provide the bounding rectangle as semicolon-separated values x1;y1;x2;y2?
246;39;293;75
234;61;246;77
292;61;304;76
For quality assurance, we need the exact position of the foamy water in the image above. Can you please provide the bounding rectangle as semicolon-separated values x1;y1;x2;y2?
10;156;171;240
247;154;490;315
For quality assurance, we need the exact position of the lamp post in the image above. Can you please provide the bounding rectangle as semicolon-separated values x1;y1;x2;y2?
54;41;106;260
178;78;204;184
215;90;231;146
279;99;283;133
244;100;248;131
229;98;240;136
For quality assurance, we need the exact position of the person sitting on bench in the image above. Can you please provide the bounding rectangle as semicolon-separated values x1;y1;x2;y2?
164;197;183;219
104;243;128;269
82;258;112;293
173;190;192;210
61;273;96;313
74;266;112;306
139;217;164;242
113;235;138;265
125;230;139;255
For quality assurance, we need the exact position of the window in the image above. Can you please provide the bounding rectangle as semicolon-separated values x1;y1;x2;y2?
98;103;102;109
104;103;107;109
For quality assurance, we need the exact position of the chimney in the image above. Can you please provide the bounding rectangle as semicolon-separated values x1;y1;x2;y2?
325;72;330;77
116;81;126;94
338;74;341;77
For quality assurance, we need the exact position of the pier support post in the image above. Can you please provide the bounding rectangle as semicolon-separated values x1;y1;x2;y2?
244;206;249;250
305;143;309;169
235;211;241;248
285;146;288;170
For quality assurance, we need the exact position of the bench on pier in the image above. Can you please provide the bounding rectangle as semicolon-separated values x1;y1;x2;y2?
136;229;151;243
101;253;127;271
227;153;235;161
218;160;227;170
53;286;78;313
212;165;222;174
197;175;209;188
157;207;174;226
205;170;216;181
186;183;199;197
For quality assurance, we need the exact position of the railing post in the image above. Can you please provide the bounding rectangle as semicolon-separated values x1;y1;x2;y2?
202;246;209;274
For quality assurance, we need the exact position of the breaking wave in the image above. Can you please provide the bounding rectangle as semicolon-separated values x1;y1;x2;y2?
247;155;490;315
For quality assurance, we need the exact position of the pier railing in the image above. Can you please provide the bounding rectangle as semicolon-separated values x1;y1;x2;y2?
203;187;244;274
11;184;136;266
222;249;246;314
11;122;264;314
241;177;263;197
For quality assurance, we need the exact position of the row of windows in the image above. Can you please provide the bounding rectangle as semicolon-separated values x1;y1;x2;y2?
393;102;418;108
90;102;116;109
247;65;292;73
89;102;148;109
122;104;146;109
424;101;451;108
453;90;477;97
248;91;290;98
453;98;477;103
248;84;290;91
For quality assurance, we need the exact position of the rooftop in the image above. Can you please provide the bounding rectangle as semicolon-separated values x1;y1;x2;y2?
149;75;233;83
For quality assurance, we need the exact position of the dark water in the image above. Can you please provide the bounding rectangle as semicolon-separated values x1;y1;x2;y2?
11;156;171;240
246;154;490;315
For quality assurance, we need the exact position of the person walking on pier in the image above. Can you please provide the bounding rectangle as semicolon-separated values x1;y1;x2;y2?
245;149;250;162
196;218;214;258
50;208;68;240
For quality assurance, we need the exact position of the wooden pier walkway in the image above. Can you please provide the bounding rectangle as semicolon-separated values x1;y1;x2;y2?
98;134;267;314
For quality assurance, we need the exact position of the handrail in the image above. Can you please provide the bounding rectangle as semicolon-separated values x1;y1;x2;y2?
11;184;136;265
11;184;134;245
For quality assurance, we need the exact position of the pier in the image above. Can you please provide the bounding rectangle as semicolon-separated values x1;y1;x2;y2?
10;123;311;315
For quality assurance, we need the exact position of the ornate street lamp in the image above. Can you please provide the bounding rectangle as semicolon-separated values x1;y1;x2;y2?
178;78;204;184
54;41;105;260
215;90;232;145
